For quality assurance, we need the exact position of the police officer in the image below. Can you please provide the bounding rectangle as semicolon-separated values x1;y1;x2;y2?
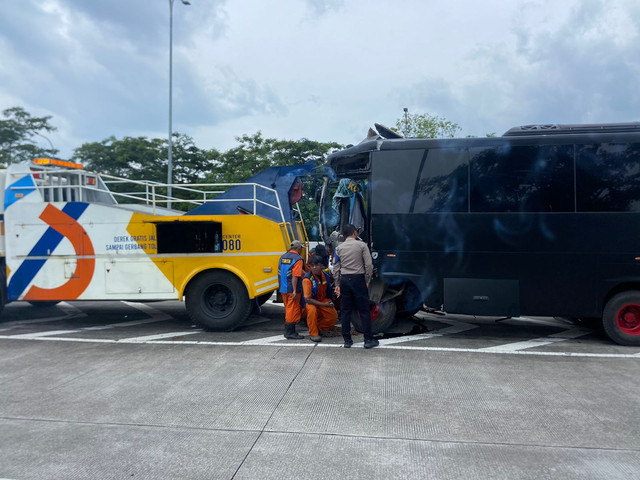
278;240;305;339
333;224;378;349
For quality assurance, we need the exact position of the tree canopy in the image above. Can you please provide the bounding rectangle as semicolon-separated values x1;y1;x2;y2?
71;133;216;185
395;111;461;138
0;107;58;165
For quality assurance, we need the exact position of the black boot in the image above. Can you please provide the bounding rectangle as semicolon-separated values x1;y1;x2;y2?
284;323;304;339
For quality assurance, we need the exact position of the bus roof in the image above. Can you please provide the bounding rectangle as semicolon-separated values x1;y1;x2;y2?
326;122;640;165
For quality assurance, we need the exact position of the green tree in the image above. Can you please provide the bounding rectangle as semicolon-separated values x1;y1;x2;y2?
207;132;341;183
0;106;58;165
72;133;215;184
72;134;217;211
395;111;461;138
208;132;343;238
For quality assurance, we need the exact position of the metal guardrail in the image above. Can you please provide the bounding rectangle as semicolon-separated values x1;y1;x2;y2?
23;167;288;222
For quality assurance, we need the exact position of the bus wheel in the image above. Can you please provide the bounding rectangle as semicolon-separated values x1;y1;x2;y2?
397;283;422;317
603;292;640;346
186;271;252;331
27;301;60;308
352;300;397;335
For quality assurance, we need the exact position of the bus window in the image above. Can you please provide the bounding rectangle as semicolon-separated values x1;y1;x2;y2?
412;148;469;213
371;149;423;214
470;144;574;213
576;143;640;212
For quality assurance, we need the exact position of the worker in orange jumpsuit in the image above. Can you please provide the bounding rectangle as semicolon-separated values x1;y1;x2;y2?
302;254;338;342
279;240;305;339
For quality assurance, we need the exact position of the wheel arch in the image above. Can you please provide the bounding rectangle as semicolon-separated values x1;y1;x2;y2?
602;282;640;315
180;265;252;300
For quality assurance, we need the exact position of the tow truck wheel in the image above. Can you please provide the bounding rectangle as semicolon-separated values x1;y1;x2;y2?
27;301;60;308
186;271;252;331
351;299;397;335
603;291;640;346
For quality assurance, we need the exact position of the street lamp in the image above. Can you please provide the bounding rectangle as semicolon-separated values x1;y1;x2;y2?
167;0;191;209
34;132;56;153
403;107;409;137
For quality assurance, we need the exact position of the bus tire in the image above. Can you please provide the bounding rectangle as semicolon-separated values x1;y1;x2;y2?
352;299;397;334
603;291;640;346
185;271;252;331
397;282;422;317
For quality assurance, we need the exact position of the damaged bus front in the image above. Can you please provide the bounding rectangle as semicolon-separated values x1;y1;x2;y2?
319;122;640;346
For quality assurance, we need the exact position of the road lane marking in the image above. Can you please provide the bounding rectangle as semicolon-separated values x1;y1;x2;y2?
379;334;443;345
121;301;173;321
0;301;87;330
242;335;288;344
119;331;202;343
9;330;82;339
479;327;592;353
0;333;638;358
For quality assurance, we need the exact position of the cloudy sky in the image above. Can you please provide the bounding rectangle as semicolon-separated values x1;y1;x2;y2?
2;0;639;158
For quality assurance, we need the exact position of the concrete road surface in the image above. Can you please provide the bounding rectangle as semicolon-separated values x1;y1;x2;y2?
0;300;638;479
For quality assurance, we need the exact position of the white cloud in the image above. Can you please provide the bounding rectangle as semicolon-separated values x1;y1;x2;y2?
2;0;640;158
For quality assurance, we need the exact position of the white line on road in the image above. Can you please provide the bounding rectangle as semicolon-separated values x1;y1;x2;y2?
120;301;173;321
479;327;592;353
0;333;638;358
9;330;83;339
119;331;202;343
242;335;288;344
379;333;442;346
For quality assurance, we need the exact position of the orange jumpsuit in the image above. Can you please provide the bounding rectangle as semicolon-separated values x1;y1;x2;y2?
302;271;338;336
281;251;304;324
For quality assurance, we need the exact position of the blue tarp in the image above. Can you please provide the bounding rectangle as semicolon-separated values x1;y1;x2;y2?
185;161;315;224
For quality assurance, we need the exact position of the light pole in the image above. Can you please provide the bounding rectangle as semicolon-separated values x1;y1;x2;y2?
34;132;56;154
403;107;409;137
168;0;191;208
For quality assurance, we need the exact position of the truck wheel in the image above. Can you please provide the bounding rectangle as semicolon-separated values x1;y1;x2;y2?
397;283;422;317
28;301;60;308
351;300;397;334
186;271;252;331
603;291;640;346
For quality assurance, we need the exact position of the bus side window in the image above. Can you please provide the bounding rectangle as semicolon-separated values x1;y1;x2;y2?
412;148;469;213
470;144;574;213
370;150;422;215
576;143;640;212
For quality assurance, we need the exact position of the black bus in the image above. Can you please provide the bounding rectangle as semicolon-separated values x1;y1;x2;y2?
318;123;640;346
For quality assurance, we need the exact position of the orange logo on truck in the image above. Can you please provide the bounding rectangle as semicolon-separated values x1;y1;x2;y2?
23;204;95;301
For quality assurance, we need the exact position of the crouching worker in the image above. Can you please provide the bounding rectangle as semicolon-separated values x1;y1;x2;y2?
279;240;305;339
303;255;338;342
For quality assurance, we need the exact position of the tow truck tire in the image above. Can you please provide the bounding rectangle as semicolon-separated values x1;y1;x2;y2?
603;291;640;346
186;271;252;331
351;299;397;334
27;301;60;308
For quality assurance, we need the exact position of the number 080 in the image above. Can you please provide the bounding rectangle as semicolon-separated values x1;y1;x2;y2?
221;239;241;251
